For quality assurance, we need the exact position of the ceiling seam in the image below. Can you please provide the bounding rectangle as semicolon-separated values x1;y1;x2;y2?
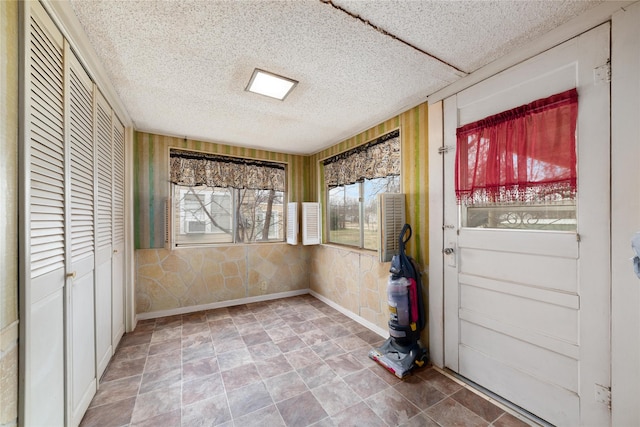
320;0;469;76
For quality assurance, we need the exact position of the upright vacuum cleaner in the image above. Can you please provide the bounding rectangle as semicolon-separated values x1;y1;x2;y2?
369;224;428;378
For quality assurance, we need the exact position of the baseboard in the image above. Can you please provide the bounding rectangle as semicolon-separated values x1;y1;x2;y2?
309;290;389;338
136;289;310;321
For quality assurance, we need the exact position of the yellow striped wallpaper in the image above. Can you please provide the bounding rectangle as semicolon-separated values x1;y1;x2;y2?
309;102;430;270
135;100;429;265
134;132;308;249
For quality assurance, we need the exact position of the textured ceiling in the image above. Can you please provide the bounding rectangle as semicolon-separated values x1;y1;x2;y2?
69;0;602;154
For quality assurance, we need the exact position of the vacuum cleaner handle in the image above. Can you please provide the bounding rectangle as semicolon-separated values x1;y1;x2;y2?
399;224;411;252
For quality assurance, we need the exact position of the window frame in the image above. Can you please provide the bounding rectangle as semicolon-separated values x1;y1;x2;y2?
326;176;401;250
168;147;288;248
321;129;402;251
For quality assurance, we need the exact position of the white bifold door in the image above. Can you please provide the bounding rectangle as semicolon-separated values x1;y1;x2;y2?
442;24;611;426
21;1;126;425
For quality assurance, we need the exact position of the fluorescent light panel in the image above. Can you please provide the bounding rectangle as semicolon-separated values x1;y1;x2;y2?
246;68;298;100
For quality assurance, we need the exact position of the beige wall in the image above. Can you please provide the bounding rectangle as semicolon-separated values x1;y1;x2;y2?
136;244;310;316
1;1;19;425
309;246;390;330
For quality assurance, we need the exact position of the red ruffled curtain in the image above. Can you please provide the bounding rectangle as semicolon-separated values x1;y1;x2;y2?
455;88;578;205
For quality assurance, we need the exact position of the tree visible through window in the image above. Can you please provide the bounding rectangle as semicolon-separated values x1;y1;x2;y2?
328;176;400;249
169;149;286;246
323;129;401;250
174;185;284;245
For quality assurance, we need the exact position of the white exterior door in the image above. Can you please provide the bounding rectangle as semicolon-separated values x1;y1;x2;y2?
443;24;610;426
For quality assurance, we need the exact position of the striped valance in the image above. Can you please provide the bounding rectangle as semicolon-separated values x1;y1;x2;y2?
323;129;400;188
170;149;285;191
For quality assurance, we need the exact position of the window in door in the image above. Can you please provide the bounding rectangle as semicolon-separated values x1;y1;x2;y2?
456;89;578;231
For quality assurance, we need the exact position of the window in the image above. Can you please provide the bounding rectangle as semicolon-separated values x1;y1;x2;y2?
328;176;400;249
169;149;286;246
323;130;401;250
456;89;578;231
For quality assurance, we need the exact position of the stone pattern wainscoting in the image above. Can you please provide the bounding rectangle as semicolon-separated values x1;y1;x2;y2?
309;245;390;332
136;244;310;316
0;323;18;427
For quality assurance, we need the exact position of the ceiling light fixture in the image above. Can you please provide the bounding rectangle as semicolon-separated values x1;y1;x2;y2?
245;68;298;101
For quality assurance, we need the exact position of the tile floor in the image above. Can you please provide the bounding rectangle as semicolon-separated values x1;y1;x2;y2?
80;295;531;427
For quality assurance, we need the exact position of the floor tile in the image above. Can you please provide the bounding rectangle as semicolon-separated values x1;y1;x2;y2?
150;326;181;343
182;321;211;337
242;330;273;346
206;307;230;321
233;404;286;427
311;340;346;360
89;375;141;408
418;367;464;396
312;378;362;416
84;296;517;427
80;396;136;427
324;353;365;377
182;395;232;427
144;349;181;372
139;366;181;394
182;373;225;406
130;384;181;424
266;325;296;341
492;412;532;427
217;347;253;371
451;387;505;422
277;391;328;427
276;335;307;353
119;332;153;348
247;340;283;359
394;374;446;409
227;381;273;418
112;343;149;362
398;412;440;427
148;337;181;356
343;367;389;399
365;387;421;426
221;363;262;392
130;408;181;427
102;357;146;382
299;328;332;346
265;370;310;403
182;356;219;382
284;347;323;370
331;401;387;427
425;397;489;427
333;334;369;352
256;355;295;379
297;362;340;389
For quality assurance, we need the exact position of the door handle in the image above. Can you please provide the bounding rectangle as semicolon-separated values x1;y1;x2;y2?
66;271;77;280
443;247;455;255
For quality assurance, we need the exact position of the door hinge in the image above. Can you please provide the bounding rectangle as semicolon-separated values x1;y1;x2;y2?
595;384;611;409
594;59;611;84
438;145;454;154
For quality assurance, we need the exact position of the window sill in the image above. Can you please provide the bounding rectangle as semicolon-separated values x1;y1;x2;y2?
172;240;287;250
319;243;382;258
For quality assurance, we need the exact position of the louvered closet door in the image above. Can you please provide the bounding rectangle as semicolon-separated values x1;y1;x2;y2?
95;89;113;379
66;47;97;426
24;2;65;425
111;114;126;349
